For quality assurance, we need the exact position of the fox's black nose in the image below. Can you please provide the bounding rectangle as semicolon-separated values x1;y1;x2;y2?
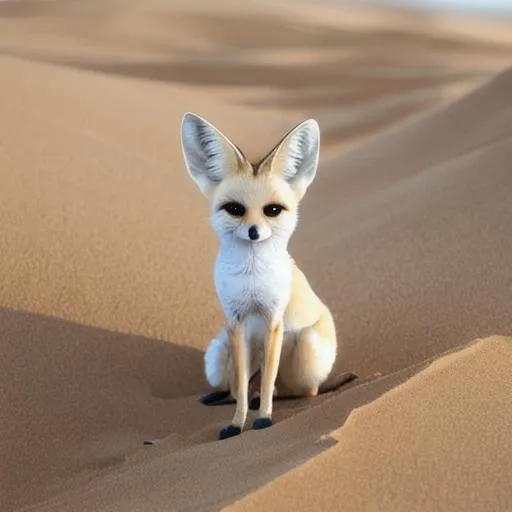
248;225;259;241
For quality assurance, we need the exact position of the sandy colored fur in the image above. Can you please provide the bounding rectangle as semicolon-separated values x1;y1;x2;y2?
181;111;333;431
210;259;338;400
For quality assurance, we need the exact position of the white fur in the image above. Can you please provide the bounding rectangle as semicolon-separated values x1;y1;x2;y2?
214;235;293;326
205;326;337;396
274;119;320;199
204;319;268;391
181;112;245;195
204;332;229;389
292;328;336;389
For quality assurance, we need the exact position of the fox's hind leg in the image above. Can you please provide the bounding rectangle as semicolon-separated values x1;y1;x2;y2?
248;312;357;411
277;310;338;397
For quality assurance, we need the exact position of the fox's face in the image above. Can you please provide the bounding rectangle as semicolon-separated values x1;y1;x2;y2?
180;113;320;247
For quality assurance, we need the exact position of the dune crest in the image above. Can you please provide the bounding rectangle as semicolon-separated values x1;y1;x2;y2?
1;1;512;511
228;336;512;512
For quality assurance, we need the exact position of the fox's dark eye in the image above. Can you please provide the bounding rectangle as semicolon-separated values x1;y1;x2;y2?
221;201;246;217
263;203;285;217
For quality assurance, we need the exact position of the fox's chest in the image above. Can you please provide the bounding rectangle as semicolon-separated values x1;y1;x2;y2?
214;248;292;324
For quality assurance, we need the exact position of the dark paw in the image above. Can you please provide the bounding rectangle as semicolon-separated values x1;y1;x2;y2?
199;390;232;406
219;425;242;440
252;417;273;430
249;396;260;411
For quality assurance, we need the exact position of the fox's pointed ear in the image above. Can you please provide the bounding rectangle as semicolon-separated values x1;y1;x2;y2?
180;112;245;196
265;119;320;199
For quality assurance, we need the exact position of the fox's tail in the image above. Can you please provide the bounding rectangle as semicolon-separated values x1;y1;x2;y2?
199;333;232;406
204;333;230;390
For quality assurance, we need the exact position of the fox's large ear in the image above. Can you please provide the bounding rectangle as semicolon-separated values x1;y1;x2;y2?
265;119;320;199
180;112;245;196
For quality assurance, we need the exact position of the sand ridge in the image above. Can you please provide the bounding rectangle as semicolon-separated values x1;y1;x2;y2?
1;1;512;511
228;336;512;512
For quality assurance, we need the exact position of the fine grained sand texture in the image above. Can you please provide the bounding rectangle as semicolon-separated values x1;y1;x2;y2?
1;1;511;511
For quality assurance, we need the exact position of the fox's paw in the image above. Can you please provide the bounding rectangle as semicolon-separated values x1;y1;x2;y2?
252;417;273;430
199;390;233;406
249;396;260;411
219;425;242;440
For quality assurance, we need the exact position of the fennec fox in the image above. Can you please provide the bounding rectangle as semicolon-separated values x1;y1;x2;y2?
181;113;347;440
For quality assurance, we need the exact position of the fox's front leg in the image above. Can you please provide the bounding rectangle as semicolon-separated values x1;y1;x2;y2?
219;322;249;440
253;319;284;430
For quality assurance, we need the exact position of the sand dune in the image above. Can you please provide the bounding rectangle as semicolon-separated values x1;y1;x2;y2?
228;336;512;512
1;1;512;511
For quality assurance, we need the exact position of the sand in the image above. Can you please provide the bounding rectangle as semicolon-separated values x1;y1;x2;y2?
1;1;511;511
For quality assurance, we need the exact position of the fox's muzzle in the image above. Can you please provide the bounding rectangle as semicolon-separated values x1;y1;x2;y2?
234;223;271;242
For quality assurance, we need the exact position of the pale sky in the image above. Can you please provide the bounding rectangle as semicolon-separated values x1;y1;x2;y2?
365;0;512;14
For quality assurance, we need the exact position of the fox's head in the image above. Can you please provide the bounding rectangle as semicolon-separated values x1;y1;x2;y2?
180;112;320;246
